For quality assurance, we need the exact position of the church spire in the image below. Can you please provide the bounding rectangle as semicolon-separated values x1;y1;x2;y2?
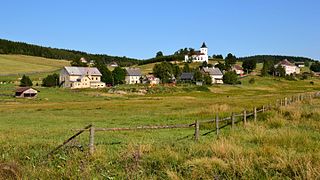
201;42;207;48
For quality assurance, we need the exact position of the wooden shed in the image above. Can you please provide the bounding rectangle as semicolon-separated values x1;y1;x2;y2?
15;87;39;98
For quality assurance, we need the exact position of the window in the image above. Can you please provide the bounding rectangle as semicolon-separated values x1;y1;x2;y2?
96;77;98;80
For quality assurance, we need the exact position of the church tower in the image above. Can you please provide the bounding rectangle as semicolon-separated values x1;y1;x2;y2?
200;42;208;55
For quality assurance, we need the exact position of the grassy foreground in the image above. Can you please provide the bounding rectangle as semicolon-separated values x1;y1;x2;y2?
0;76;320;179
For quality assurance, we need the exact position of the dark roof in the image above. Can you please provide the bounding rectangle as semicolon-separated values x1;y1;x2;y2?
188;51;205;56
126;68;142;76
180;72;194;80
201;42;207;48
15;87;38;93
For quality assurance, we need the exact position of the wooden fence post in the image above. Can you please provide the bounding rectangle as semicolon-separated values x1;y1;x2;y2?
89;126;95;155
262;105;265;112
284;97;288;106
194;120;199;142
231;113;235;128
254;107;257;122
243;110;247;125
215;114;219;136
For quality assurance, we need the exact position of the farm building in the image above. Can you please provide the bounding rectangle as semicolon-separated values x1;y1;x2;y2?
180;72;194;82
275;59;300;75
201;67;224;84
15;87;39;98
232;65;244;76
144;74;160;85
125;68;143;84
59;66;106;89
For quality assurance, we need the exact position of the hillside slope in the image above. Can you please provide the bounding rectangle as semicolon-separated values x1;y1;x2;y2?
0;55;70;76
0;39;139;66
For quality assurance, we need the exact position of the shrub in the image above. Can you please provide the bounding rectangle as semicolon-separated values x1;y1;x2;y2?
42;73;59;87
249;78;255;84
223;71;239;85
20;75;33;87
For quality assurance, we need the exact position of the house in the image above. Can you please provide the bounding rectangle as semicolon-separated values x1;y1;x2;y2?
109;61;119;67
125;68;143;84
201;67;224;84
15;87;39;98
59;66;106;89
80;57;88;64
295;62;305;68
275;59;300;75
180;72;194;82
184;42;209;63
232;65;244;76
145;74;160;85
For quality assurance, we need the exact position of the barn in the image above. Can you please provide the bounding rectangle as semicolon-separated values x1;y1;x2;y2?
15;87;39;98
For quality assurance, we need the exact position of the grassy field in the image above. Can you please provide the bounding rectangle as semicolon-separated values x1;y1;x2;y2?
0;55;70;76
0;75;320;179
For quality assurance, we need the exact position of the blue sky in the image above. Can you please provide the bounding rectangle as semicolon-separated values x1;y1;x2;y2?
1;0;320;60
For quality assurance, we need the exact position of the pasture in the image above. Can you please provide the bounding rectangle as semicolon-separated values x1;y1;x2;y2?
0;55;70;76
0;76;320;178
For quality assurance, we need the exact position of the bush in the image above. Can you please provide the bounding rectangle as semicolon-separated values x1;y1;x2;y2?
223;71;239;85
20;75;33;87
249;78;255;84
42;73;59;87
285;74;296;81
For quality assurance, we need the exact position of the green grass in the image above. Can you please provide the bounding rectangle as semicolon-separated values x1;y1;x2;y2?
0;76;320;178
0;55;70;76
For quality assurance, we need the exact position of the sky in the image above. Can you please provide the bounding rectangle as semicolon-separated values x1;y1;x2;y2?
1;0;320;60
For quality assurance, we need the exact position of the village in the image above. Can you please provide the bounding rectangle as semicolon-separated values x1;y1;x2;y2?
13;42;307;98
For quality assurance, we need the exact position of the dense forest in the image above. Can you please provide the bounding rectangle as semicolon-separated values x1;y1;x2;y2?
0;39;139;66
237;55;316;64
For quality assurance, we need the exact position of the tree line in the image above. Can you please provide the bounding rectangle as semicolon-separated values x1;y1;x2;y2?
0;39;139;67
238;55;315;64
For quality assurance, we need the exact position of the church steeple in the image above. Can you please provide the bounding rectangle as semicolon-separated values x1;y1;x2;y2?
201;42;207;48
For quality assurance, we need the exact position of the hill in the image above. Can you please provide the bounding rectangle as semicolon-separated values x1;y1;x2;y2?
238;55;316;63
0;39;139;66
0;55;70;76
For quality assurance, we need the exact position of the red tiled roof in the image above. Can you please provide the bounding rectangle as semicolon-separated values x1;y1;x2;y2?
233;64;243;70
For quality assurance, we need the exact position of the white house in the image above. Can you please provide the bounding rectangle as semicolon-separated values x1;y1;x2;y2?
275;59;300;75
201;67;224;84
145;74;160;85
109;61;119;67
80;57;88;64
184;42;208;63
125;68;143;84
60;66;106;89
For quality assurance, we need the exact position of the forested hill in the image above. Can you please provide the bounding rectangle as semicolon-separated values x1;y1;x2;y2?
238;55;316;63
0;39;140;66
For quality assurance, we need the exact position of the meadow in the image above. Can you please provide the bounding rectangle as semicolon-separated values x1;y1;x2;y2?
1;75;320;179
0;55;70;77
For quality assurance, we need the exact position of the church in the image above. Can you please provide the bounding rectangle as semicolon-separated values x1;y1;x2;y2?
184;42;209;63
